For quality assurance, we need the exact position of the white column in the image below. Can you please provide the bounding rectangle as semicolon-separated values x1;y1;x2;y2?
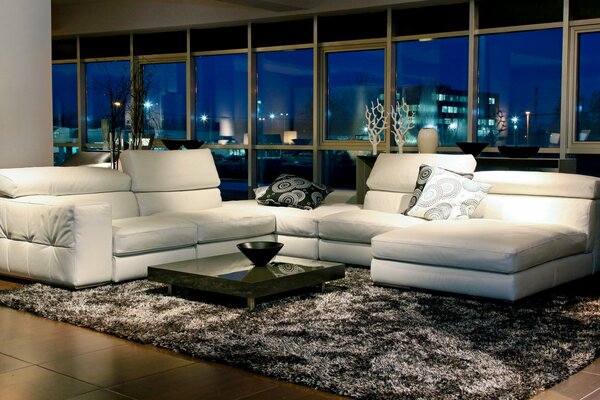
0;0;52;167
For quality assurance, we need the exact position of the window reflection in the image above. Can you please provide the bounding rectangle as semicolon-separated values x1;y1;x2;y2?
257;150;312;185
53;146;78;166
211;149;248;200
143;62;186;139
321;150;357;189
577;31;600;142
196;54;248;144
396;37;468;147
52;64;78;144
326;49;385;140
478;29;562;147
256;50;313;145
85;61;130;144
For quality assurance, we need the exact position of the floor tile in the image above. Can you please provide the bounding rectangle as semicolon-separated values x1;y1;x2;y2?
584;360;600;375
0;353;31;374
66;389;135;400
530;388;573;399
109;363;277;400
41;342;194;387
0;365;97;400
551;371;600;400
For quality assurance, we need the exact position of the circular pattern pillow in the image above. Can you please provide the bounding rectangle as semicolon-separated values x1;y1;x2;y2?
256;174;333;210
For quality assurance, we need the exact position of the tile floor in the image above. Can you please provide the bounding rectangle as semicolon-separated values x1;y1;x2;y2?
1;278;599;400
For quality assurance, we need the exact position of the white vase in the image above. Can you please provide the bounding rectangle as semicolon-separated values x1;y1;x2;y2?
417;127;439;153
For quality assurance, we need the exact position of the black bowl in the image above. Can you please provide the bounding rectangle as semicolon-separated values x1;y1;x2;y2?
497;145;540;158
237;241;284;266
456;142;488;157
162;139;204;150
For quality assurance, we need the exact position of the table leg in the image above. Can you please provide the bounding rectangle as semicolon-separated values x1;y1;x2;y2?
247;297;255;310
167;284;172;295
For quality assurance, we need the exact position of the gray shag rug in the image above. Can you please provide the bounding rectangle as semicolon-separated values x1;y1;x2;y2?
1;268;600;400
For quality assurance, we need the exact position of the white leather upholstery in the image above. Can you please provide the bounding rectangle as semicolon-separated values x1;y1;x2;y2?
0;166;131;198
223;200;360;237
112;215;198;256
319;209;425;244
120;149;220;192
474;170;600;199
14;192;140;219
160;207;276;244
112;247;196;282
277;235;319;259
364;191;413;213
372;219;587;274
135;189;222;216
371;253;594;301
366;153;476;193
319;239;372;266
0;198;112;288
195;234;275;259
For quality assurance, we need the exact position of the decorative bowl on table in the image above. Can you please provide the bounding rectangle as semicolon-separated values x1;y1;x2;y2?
237;241;284;266
497;145;540;158
455;142;488;157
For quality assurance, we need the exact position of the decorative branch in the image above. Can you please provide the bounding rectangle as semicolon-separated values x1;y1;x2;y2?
390;99;416;154
365;99;387;155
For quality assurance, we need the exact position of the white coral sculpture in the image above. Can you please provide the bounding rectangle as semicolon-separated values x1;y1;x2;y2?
390;98;416;154
365;99;388;155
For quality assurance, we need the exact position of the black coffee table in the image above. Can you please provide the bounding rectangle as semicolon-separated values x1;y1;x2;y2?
147;253;345;310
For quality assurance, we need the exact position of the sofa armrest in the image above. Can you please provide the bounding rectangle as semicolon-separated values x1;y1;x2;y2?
0;198;112;288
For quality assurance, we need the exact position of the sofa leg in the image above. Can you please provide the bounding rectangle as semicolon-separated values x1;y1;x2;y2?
247;297;255;310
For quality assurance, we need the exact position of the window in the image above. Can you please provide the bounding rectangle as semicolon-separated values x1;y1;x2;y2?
576;31;600;142
53;146;78;166
257;150;312;185
396;37;469;147
212;149;248;200
256;50;313;145
195;54;248;144
142;62;186;139
85;61;130;144
52;64;78;144
321;150;357;189
477;29;562;147
326;49;385;141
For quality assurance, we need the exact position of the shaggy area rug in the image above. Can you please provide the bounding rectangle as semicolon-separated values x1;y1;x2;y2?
1;268;600;400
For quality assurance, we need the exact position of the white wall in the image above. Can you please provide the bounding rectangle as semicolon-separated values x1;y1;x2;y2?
0;0;53;168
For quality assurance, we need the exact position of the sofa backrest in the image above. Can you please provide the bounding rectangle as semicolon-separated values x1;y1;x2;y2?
120;149;222;216
473;170;600;252
364;153;477;212
0;166;139;219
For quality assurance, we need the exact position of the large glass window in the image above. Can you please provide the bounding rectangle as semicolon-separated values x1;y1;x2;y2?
256;50;313;145
195;54;248;144
257;150;312;185
211;149;248;200
477;29;562;147
52;64;78;144
85;61;130;144
576;31;600;142
143;62;187;139
396;37;468;147
326;49;385;140
321;150;358;189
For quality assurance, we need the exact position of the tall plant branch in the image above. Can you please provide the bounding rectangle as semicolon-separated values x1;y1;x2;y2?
365;99;387;155
390;99;416;153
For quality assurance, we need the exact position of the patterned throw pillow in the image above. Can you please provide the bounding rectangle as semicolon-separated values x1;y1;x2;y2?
403;164;474;215
406;166;491;220
256;174;333;210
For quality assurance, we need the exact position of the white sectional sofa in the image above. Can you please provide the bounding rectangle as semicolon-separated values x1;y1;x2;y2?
0;149;598;301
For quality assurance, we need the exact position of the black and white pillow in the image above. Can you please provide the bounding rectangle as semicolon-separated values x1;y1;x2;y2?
403;164;474;215
256;174;333;210
406;166;491;220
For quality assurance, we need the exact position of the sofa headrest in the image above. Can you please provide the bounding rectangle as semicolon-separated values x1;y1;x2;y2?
120;149;220;192
366;153;477;193
0;166;132;198
474;170;600;200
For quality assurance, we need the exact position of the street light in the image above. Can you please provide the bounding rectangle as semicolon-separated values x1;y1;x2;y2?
525;111;531;144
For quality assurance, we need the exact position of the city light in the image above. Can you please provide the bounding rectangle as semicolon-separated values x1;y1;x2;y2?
200;114;208;123
269;113;275;119
143;100;153;109
511;116;519;124
448;122;458;131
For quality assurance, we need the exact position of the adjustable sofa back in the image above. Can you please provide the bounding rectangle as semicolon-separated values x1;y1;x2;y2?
120;149;222;216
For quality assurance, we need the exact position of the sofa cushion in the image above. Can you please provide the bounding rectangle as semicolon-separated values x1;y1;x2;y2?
372;219;588;274
112;215;197;256
406;167;491;220
224;200;361;237
159;207;276;244
134;188;222;216
319;209;426;244
0;167;131;198
120;149;220;192
366;153;476;193
256;174;333;210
